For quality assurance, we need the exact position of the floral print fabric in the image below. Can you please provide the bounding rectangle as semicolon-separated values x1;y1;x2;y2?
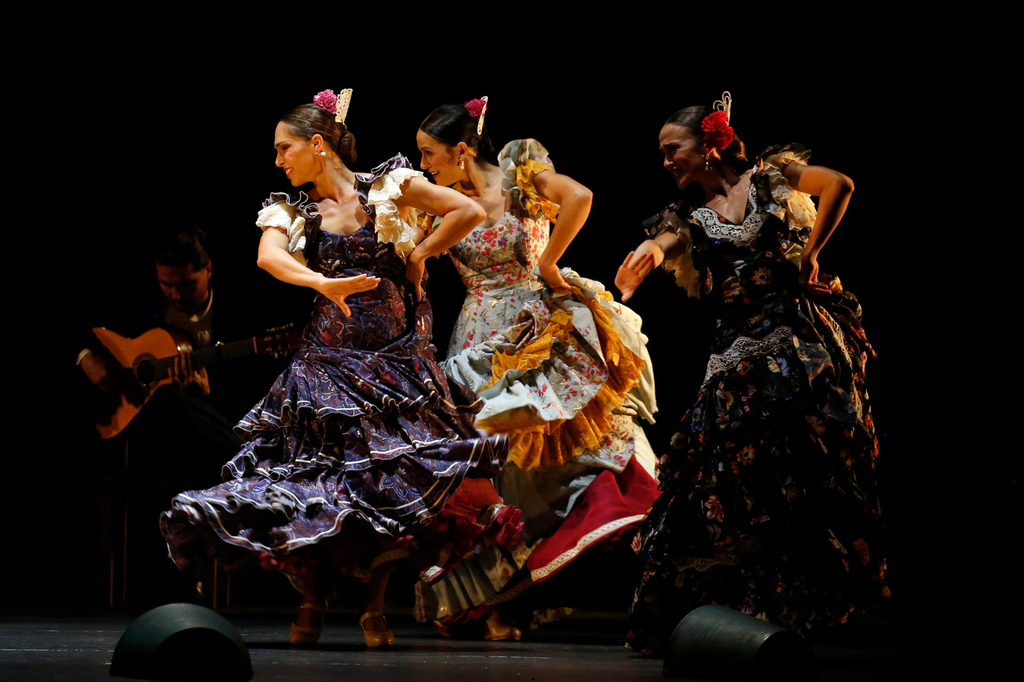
626;144;888;655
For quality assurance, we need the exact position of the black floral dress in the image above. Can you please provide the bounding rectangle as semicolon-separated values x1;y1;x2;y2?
625;145;888;655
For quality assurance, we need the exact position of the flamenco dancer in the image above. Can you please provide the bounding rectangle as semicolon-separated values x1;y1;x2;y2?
412;98;660;640
160;89;508;648
616;93;888;655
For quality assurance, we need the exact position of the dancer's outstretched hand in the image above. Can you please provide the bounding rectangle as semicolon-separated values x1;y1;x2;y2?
318;274;380;316
615;251;656;302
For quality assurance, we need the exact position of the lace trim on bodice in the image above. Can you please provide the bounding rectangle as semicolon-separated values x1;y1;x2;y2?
690;182;767;249
704;325;794;383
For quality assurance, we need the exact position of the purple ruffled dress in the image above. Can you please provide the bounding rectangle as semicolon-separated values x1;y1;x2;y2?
160;156;507;584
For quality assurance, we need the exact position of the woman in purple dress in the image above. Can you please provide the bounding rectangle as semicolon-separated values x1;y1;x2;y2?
160;90;506;648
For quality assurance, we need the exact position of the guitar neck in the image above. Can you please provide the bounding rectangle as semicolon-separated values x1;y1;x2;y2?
149;337;259;381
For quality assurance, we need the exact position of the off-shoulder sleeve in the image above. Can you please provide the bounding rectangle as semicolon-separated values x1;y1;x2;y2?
356;155;423;259
640;202;706;298
755;143;817;233
659;212;706;299
255;191;320;265
497;139;559;222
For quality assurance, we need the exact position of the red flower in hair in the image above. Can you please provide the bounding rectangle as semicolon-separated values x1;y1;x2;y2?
701;110;734;151
464;98;486;118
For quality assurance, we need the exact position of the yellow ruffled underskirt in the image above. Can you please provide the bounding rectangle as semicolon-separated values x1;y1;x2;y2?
475;288;644;470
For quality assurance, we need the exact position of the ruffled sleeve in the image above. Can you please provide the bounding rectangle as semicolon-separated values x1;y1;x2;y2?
497;139;559;222
255;191;321;266
644;202;707;299
355;155;424;259
754;143;818;236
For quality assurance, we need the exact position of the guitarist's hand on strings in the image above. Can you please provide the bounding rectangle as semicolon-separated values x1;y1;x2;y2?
173;351;211;396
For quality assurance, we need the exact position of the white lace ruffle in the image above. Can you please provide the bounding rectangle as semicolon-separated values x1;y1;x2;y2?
761;151;817;230
256;201;307;265
703;325;795;383
366;167;423;258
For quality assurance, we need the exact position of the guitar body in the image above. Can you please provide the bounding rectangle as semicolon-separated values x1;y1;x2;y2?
88;324;300;439
91;327;194;439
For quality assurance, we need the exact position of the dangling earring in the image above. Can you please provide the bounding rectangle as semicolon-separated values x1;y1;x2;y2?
459;157;465;170
704;153;710;171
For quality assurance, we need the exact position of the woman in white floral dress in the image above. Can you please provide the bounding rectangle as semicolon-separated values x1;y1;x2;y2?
411;100;661;639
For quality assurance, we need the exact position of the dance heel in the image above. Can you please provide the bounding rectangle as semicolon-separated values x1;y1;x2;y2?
359;611;395;648
289;602;327;645
485;619;521;642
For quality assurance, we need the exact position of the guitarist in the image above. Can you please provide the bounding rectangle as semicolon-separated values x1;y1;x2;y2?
72;225;283;487
68;225;281;605
79;227;217;404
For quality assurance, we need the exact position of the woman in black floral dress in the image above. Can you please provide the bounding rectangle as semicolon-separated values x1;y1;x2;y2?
615;98;888;655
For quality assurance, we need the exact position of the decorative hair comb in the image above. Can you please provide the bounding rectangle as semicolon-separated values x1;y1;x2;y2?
464;96;489;135
712;91;732;124
335;88;352;125
313;88;353;125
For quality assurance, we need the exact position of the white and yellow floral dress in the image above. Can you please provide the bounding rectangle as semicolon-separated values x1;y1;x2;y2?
416;139;661;630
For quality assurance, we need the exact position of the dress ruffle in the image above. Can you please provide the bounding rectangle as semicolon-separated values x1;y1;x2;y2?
444;270;649;472
755;143;817;234
231;341;489;475
355;155;423;258
255;191;323;265
498;138;558;220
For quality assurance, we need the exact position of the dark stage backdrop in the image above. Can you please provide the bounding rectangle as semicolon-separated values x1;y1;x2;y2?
19;60;1010;618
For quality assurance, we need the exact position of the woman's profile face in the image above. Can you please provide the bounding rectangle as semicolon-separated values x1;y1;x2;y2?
275;122;318;186
416;129;461;187
659;124;705;189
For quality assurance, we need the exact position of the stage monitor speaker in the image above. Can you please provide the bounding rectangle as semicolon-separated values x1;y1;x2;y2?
110;603;252;681
663;605;816;681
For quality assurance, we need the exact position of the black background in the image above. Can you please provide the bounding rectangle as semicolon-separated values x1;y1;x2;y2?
12;35;1011;620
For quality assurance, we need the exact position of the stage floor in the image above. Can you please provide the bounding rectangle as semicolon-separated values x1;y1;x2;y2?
0;609;1006;681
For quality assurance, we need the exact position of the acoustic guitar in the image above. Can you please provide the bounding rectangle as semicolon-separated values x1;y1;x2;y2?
90;324;302;439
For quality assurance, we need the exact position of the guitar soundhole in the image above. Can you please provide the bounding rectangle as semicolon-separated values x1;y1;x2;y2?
135;356;157;384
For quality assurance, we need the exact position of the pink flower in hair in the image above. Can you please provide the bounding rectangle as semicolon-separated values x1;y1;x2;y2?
313;89;337;115
464;98;486;118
